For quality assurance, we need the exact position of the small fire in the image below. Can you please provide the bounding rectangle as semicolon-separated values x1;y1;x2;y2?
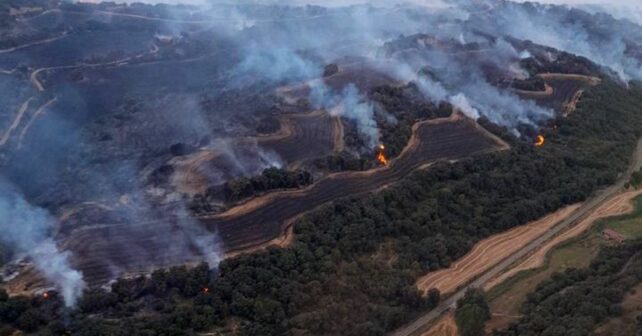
202;287;209;294
534;135;545;147
376;144;388;165
42;292;49;300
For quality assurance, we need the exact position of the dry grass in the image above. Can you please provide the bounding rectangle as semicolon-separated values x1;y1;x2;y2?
485;190;642;332
484;189;642;291
415;204;580;295
421;312;458;336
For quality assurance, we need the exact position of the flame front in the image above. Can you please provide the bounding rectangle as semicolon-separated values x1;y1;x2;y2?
534;135;545;147
376;144;388;165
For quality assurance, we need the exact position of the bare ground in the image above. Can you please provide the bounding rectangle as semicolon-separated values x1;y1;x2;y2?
484;189;642;291
513;83;553;97
416;204;581;296
537;73;602;85
421;312;458;336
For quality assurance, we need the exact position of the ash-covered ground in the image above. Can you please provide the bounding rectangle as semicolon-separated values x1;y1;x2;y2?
0;0;640;309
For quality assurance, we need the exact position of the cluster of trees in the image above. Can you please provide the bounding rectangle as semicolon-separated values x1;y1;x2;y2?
371;83;452;158
495;241;642;336
3;79;642;334
314;82;452;172
455;288;491;336
223;167;313;202
520;51;601;78
627;167;642;189
0;264;218;335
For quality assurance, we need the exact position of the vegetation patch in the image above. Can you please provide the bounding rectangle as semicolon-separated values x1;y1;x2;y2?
2;78;642;335
488;194;642;330
494;241;642;336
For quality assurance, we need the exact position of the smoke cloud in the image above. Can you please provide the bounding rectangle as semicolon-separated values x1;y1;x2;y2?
0;181;85;307
310;82;379;148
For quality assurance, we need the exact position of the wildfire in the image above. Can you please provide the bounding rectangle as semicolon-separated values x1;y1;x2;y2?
376;144;388;165
202;287;209;294
534;135;545;147
42;292;49;300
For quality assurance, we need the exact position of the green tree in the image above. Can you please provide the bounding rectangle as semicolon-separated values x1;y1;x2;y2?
455;288;491;336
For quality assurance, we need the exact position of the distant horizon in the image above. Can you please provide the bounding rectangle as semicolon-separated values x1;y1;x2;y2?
74;0;642;7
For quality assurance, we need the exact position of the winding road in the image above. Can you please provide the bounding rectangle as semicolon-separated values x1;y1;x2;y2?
391;138;642;336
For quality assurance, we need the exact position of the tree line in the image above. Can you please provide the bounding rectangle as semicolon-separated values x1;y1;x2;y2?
2;78;642;335
494;241;642;336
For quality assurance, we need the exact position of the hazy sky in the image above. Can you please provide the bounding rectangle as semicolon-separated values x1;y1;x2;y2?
511;0;639;4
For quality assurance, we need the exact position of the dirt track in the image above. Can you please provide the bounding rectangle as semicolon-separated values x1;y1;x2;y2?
0;98;34;146
484;189;642;290
415;204;581;296
17;97;57;148
516;73;601;115
0;32;68;54
391;138;642;336
421;313;458;336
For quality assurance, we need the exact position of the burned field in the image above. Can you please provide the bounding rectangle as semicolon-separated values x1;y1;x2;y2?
252;110;341;168
25;115;505;287
516;74;601;115
204;116;505;252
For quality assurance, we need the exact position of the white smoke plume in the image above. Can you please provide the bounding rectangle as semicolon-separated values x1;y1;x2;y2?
0;182;85;307
449;93;480;119
310;82;379;148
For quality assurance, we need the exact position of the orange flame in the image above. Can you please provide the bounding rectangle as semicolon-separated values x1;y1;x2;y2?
534;135;545;147
202;287;209;294
42;292;49;299
376;144;388;165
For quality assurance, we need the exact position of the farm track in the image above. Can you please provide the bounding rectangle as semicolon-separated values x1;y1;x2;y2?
30;43;160;91
58;116;505;285
17;97;57;148
0;32;68;54
0;98;34;146
391;138;642;336
483;189;642;291
516;74;601;114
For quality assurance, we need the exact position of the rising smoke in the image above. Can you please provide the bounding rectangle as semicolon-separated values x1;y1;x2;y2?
7;0;642;305
0;181;85;307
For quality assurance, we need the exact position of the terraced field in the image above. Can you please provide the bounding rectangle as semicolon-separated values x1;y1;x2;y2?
205;116;506;251
257;110;340;166
41;115;507;286
516;74;601;114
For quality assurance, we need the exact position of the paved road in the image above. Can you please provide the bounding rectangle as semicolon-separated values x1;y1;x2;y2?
391;139;642;336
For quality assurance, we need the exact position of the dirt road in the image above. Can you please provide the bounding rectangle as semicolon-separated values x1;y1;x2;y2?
0;98;34;146
30;43;159;91
484;189;642;290
0;32;68;54
391;138;642;336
